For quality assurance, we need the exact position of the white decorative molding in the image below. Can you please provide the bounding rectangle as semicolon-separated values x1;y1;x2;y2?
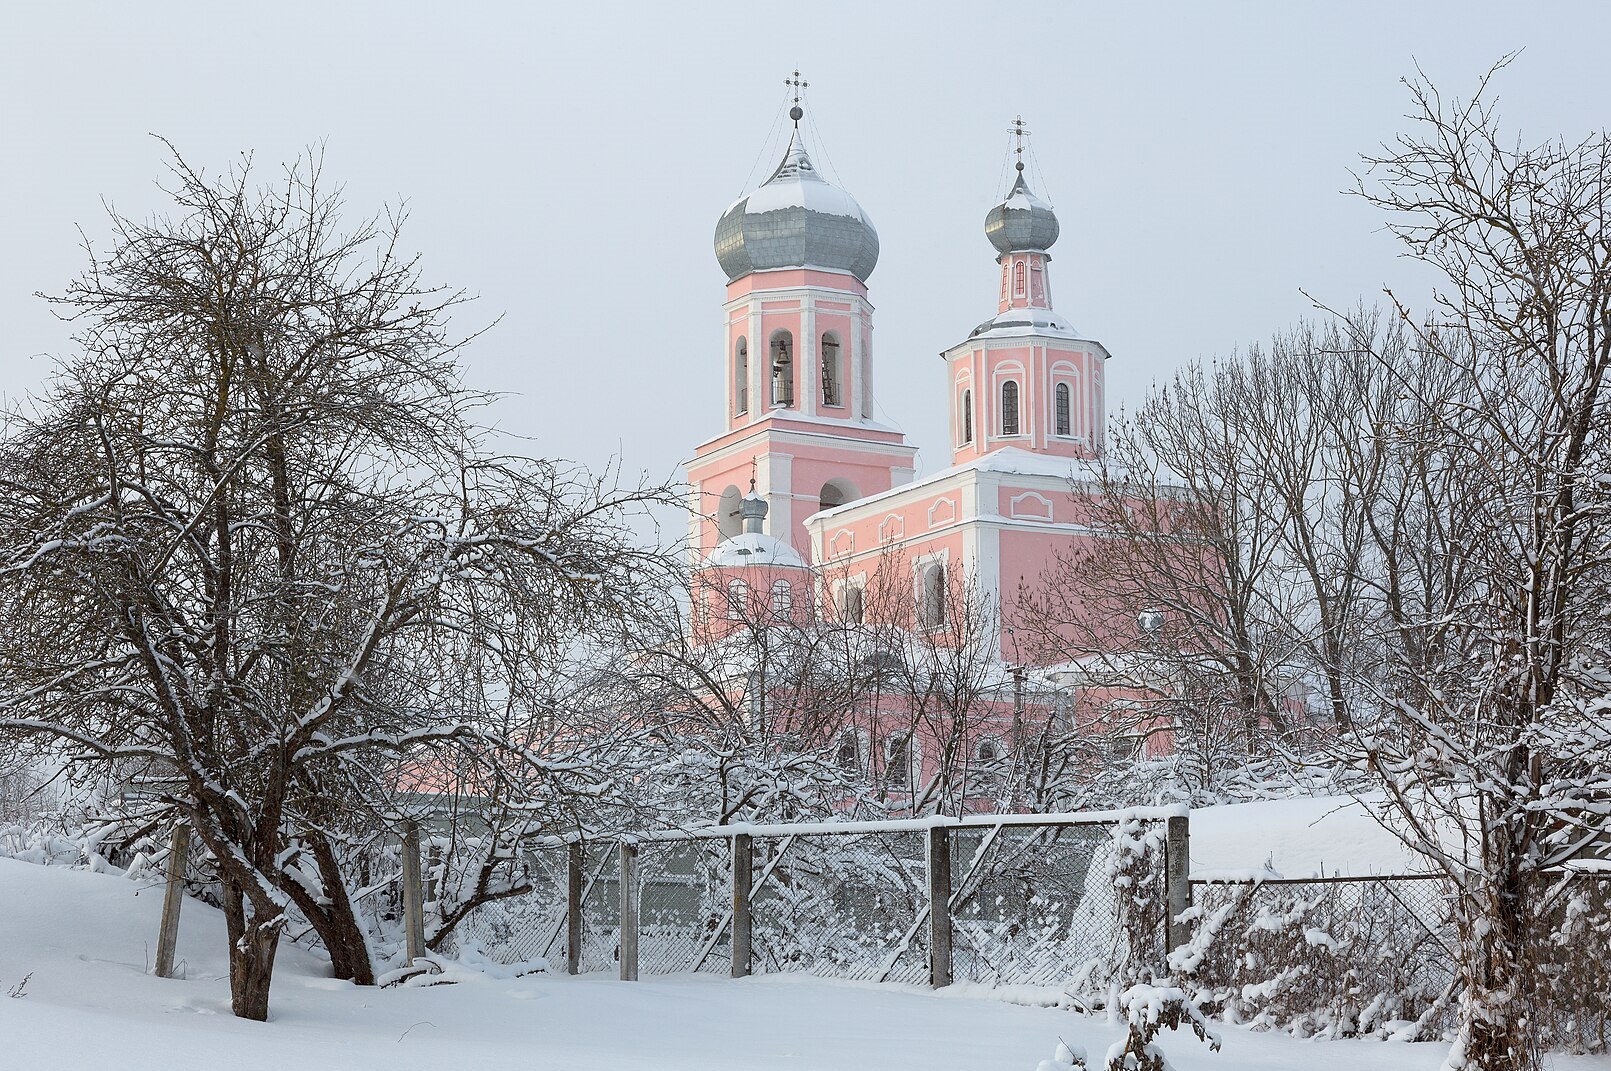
829;529;855;558
879;513;905;544
927;497;957;528
1009;490;1054;522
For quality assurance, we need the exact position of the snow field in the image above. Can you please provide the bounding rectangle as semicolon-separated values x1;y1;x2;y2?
3;856;1609;1070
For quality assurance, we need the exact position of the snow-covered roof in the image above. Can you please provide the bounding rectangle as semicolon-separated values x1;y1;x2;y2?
967;308;1083;341
807;447;1110;525
702;532;808;570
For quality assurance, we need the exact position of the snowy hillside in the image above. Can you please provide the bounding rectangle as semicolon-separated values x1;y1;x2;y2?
0;855;1605;1071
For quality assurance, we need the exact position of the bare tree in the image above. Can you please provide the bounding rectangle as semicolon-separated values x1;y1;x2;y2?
0;146;671;1019
1341;60;1611;1070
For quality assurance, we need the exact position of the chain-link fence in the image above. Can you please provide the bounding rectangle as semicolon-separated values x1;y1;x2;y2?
422;809;1184;998
1181;870;1611;1050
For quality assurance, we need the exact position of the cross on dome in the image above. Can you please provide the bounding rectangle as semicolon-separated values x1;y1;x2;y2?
1009;115;1031;173
786;70;809;126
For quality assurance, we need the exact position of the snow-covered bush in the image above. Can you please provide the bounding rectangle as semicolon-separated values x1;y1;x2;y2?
1104;985;1220;1070
1170;877;1456;1040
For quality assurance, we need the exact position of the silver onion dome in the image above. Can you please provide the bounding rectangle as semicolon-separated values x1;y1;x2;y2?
714;131;879;283
984;167;1059;255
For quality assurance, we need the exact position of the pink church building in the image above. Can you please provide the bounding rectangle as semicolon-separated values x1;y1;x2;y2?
687;107;1121;671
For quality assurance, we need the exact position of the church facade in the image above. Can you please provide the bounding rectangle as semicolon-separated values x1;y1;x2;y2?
687;109;1126;670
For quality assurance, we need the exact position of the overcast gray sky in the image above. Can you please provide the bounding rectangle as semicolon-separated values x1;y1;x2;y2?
4;1;1609;492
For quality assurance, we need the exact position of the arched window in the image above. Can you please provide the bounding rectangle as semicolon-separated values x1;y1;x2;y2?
918;560;946;628
770;331;794;407
960;389;973;444
820;333;842;407
734;338;748;415
726;579;748;620
819;478;857;512
837;582;864;624
770;579;792;616
1013;261;1026;295
886;732;911;789
717;485;743;541
836;731;861;773
1054;382;1071;436
975;736;1006;790
1001;380;1020;436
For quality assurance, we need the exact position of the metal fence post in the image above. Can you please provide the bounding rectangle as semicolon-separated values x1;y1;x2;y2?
401;819;426;965
731;833;753;978
1165;813;1191;957
566;841;583;975
618;842;639;981
154;822;190;978
927;826;953;988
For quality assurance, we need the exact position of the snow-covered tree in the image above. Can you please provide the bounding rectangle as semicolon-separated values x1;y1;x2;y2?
0;146;672;1019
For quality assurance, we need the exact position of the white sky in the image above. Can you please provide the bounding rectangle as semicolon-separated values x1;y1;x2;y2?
3;2;1608;498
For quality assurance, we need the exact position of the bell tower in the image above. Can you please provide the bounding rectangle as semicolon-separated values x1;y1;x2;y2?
941;116;1109;467
687;82;916;562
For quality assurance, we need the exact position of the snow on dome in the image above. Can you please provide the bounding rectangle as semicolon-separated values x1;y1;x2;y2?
984;170;1059;255
714;131;879;283
702;532;808;570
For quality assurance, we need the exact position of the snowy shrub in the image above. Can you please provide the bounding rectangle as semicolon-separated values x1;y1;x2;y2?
1034;1039;1089;1071
1170;877;1457;1040
1106;815;1168;993
1104;985;1220;1070
1172;872;1611;1051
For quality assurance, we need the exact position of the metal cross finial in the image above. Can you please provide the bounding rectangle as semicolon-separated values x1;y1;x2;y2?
1009;115;1031;172
786;70;809;126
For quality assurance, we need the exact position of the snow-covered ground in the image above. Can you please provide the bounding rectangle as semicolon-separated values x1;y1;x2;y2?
1;855;1607;1071
1188;794;1426;878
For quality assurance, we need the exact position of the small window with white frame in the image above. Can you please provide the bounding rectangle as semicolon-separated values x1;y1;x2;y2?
769;578;792;616
1000;380;1021;436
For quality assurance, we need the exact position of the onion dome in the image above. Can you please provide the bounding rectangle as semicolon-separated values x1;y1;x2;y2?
714;130;879;283
984;166;1059;254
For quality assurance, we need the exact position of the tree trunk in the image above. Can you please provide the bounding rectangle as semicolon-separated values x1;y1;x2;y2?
222;879;282;1021
304;834;376;985
1449;862;1537;1071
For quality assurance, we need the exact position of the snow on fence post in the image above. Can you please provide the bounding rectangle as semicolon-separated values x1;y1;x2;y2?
566;841;583;975
154;822;190;978
731;833;752;978
927;825;953;988
401;819;426;965
1165;813;1191;956
618;842;639;981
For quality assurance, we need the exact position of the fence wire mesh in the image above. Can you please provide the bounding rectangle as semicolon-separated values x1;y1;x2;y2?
751;830;931;983
433;844;568;967
1184;876;1457;1039
428;814;1175;995
950;823;1124;993
636;839;733;975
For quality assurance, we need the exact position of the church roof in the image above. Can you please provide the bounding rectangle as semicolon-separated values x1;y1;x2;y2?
713;130;880;283
984;169;1060;255
702;532;809;570
806;447;1109;525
